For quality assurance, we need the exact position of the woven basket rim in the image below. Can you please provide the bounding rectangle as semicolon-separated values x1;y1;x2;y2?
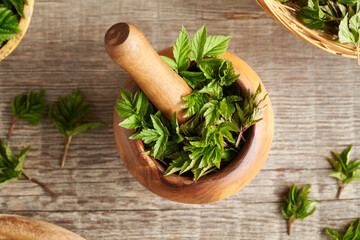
256;0;358;59
0;0;34;62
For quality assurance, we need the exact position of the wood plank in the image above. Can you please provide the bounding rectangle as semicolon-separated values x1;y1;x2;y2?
0;0;360;238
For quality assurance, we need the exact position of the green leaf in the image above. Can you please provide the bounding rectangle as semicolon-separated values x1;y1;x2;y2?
327;157;342;172
170;112;183;143
119;115;142;129
329;171;347;182
232;84;267;141
153;135;168;158
298;0;327;30
50;88;103;137
173;26;191;72
120;87;132;105
161;56;178;72
204;35;231;57
180;71;206;89
339;14;357;44
115;100;134;119
0;138;29;187
348;169;360;183
347;159;360;172
349;11;360;34
150;115;170;136
130;129;160;144
135;91;149;117
190;25;207;61
219;97;236;120
197;58;226;79
8;0;26;17
326;228;340;240
0;7;20;44
164;152;192;175
11;89;47;126
182;91;209;117
199;80;223;99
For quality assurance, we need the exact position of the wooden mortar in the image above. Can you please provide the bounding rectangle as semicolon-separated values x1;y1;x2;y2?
105;23;274;204
0;214;85;240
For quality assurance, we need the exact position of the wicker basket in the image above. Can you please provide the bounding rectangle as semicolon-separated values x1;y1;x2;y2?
0;0;34;62
256;0;358;59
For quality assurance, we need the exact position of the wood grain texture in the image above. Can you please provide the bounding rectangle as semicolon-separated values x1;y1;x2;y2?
0;0;359;239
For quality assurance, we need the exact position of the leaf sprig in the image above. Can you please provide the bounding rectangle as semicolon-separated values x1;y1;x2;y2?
326;219;360;240
8;89;48;139
281;184;318;235
49;88;104;167
116;25;267;180
327;144;360;199
0;138;55;197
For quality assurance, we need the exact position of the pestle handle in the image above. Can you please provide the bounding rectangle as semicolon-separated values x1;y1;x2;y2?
104;23;192;124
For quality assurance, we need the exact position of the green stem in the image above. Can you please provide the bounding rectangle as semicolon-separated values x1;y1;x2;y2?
21;171;56;197
288;217;295;235
61;136;72;168
7;117;17;139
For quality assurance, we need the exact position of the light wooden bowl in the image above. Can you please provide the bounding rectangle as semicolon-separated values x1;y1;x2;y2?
256;0;358;59
0;0;34;62
0;214;85;240
113;48;274;204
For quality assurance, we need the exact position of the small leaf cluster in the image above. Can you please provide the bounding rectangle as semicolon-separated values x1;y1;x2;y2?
0;0;27;47
327;144;360;198
277;0;360;64
49;88;103;138
11;89;47;126
281;184;318;234
277;0;359;30
233;85;267;132
116;25;267;180
327;219;360;240
0;138;29;186
282;185;318;221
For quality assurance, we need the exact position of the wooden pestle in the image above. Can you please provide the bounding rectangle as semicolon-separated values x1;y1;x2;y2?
104;23;192;124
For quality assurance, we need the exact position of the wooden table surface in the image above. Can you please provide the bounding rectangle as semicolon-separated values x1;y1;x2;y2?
0;0;359;239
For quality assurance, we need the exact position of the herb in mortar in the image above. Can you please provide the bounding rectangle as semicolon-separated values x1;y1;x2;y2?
116;25;267;181
0;138;56;197
277;0;360;64
49;88;104;167
0;0;27;48
8;89;47;139
326;219;360;240
327;144;360;199
281;184;318;235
